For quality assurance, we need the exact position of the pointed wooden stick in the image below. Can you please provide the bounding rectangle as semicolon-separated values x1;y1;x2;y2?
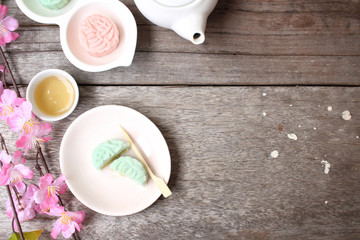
119;125;172;198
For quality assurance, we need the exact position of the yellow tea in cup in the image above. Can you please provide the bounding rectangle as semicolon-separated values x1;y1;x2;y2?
34;75;75;116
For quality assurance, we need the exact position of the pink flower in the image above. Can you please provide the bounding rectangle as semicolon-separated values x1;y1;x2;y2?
8;101;36;133
0;4;19;47
0;89;18;120
0;149;12;164
0;87;25;122
11;150;26;165
34;173;67;212
50;206;85;239
0;150;33;187
6;184;38;229
43;204;63;214
16;122;52;154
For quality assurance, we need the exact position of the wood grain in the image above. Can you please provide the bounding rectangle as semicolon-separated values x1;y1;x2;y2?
0;0;359;239
7;25;360;56
7;6;360;56
0;86;359;240
2;0;358;85
3;51;359;86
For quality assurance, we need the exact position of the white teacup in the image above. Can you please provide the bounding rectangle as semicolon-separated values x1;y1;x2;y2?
26;69;79;121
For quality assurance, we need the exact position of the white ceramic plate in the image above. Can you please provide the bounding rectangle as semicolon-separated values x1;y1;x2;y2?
59;105;171;216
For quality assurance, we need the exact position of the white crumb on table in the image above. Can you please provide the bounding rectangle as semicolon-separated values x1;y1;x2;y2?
342;110;351;120
298;125;301;128
270;150;279;158
321;160;331;174
325;201;328;204
287;133;298;140
327;106;332;111
262;93;267;96
314;127;317;130
356;136;359;139
289;104;293;107
262;112;266;116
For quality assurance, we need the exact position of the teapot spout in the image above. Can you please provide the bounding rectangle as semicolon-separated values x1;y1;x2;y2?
171;14;208;45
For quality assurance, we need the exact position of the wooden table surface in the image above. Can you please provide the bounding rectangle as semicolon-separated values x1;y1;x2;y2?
0;0;360;239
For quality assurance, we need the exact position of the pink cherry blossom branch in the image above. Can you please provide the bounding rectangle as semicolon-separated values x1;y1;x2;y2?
0;48;21;98
0;5;83;239
35;143;80;240
0;49;81;240
36;144;64;207
0;133;25;240
36;144;63;205
6;186;25;240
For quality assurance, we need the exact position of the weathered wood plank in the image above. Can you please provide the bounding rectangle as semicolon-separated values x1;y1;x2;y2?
6;0;360;14
0;86;359;239
7;1;360;36
12;8;359;36
5;25;360;56
3;51;359;86
0;1;358;240
4;0;360;57
216;0;360;14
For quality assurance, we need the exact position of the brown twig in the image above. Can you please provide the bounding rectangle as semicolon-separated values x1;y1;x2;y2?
12;186;23;210
0;133;25;240
6;186;25;240
35;150;44;177
0;47;21;98
11;218;15;233
36;143;50;174
1;69;8;88
0;133;9;153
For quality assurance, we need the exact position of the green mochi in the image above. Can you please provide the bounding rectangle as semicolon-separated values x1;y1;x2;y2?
39;0;71;10
110;156;148;186
92;139;130;170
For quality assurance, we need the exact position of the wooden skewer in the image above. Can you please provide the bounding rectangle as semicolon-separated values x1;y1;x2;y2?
119;125;172;198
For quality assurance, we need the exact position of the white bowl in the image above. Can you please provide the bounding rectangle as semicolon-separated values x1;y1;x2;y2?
26;69;79;121
15;0;137;72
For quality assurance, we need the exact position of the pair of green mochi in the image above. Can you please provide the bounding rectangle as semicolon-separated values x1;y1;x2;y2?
92;139;148;186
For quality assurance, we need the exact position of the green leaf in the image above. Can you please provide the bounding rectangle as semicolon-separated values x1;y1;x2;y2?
9;230;43;240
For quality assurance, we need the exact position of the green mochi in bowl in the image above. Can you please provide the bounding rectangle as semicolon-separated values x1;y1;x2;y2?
40;0;71;10
110;156;148;186
92;139;130;170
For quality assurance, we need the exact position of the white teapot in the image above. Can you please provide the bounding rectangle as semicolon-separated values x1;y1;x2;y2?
134;0;218;44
